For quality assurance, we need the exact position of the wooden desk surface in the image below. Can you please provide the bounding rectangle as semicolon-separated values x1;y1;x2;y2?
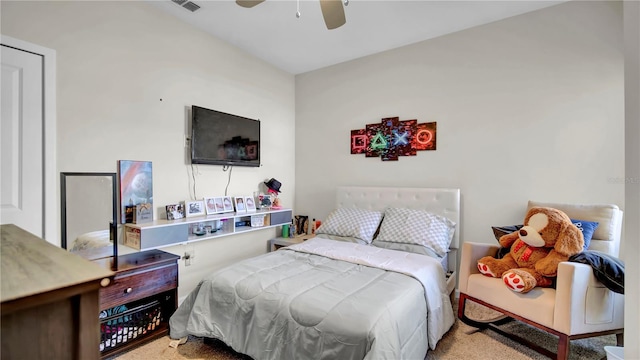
1;224;114;304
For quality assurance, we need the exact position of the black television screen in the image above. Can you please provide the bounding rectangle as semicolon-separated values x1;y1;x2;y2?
191;106;260;167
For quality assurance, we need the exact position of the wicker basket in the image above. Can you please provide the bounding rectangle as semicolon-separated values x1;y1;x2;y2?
99;300;162;352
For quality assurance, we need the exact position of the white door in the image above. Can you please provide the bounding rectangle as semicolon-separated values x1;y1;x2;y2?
1;44;44;237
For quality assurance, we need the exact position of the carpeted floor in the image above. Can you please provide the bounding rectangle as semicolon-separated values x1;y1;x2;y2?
110;300;616;360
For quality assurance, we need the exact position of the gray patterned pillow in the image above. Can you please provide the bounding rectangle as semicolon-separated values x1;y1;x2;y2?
376;207;456;257
372;239;441;258
316;207;383;244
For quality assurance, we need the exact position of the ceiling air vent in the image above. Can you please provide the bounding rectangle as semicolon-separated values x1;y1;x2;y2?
171;0;201;13
182;1;201;12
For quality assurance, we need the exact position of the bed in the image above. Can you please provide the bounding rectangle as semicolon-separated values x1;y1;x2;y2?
69;230;137;260
169;186;460;359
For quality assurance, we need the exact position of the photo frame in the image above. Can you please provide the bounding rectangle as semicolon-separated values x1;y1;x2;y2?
186;200;205;217
260;193;273;209
166;203;185;220
234;196;246;213
222;196;234;213
214;197;225;213
204;197;217;215
245;196;257;212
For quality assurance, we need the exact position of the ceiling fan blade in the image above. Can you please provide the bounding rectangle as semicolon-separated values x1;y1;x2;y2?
236;0;265;8
319;0;346;30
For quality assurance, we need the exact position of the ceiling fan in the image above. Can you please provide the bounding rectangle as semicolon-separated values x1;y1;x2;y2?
236;0;347;30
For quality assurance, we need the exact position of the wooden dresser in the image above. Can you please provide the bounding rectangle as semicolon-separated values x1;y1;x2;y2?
91;249;180;358
1;224;115;360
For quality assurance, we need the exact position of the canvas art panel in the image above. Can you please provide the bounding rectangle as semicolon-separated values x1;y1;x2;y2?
398;119;417;156
118;160;153;223
350;129;367;154
414;122;437;150
365;123;384;158
380;117;399;161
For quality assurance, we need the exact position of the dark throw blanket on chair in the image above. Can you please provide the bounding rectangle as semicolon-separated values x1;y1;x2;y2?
568;250;624;294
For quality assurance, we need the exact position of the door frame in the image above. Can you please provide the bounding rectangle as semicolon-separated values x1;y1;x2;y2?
2;35;57;246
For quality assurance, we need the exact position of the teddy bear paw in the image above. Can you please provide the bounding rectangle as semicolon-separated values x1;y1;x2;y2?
502;271;531;293
477;262;497;277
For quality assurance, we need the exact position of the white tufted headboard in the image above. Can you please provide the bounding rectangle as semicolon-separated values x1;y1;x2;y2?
336;186;461;251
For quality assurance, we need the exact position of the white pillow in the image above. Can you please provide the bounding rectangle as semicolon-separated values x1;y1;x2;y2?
316;207;383;244
376;207;455;257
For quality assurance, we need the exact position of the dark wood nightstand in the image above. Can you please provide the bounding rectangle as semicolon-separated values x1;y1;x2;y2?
92;249;179;358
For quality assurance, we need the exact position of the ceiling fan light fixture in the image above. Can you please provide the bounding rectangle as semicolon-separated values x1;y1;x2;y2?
236;0;265;8
319;0;346;30
236;0;345;30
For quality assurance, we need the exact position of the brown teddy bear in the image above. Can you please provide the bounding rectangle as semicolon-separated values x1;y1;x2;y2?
477;207;584;293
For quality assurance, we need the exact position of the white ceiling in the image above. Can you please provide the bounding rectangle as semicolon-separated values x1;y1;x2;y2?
149;0;566;75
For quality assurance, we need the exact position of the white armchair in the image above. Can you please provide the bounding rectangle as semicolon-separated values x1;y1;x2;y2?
458;201;624;360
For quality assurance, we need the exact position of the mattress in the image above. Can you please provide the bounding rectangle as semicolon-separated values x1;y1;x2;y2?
169;238;455;360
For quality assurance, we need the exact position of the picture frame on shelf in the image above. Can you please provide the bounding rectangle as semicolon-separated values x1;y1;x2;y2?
222;196;234;213
234;196;246;213
245;196;256;212
204;197;217;215
260;193;273;209
214;197;225;213
186;200;205;217
165;203;185;220
130;203;152;223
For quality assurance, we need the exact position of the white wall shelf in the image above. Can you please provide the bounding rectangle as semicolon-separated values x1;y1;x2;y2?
123;208;292;251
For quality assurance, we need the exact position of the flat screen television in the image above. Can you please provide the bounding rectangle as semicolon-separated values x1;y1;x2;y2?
191;105;261;167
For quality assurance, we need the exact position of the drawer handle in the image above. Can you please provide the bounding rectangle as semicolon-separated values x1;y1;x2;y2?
124;287;133;294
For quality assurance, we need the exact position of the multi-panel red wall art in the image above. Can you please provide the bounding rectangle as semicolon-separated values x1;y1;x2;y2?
351;117;436;161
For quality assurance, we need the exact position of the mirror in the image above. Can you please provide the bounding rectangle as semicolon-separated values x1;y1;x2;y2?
60;172;117;263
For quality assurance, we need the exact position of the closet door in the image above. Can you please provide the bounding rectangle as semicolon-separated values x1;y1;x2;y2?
0;43;44;238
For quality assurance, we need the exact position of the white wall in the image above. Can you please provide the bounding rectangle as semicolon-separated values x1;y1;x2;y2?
295;1;625;254
1;0;296;300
